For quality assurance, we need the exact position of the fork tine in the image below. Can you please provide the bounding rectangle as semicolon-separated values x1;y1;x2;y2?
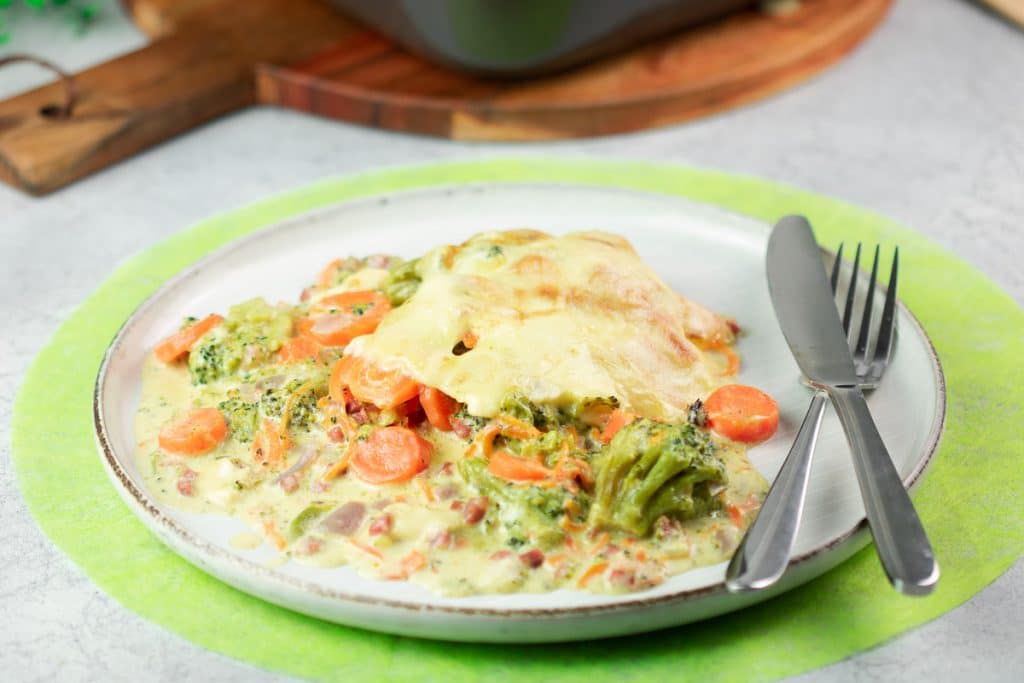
830;243;844;293
855;245;881;358
873;246;899;363
842;243;862;333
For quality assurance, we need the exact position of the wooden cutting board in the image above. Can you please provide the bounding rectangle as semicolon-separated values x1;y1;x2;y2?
0;0;891;195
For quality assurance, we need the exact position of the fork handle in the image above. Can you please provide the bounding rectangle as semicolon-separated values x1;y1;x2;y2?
726;391;827;592
827;385;939;595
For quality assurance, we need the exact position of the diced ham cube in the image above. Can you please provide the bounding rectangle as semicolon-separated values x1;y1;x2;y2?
176;468;197;497
450;418;472;439
321;501;366;536
463;497;489;525
519;549;545;569
278;474;299;494
368;513;393;536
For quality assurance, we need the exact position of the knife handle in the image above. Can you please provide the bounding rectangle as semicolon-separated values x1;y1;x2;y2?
827;385;939;595
726;391;827;592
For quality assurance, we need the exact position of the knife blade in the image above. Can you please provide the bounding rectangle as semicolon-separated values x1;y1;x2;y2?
765;215;938;596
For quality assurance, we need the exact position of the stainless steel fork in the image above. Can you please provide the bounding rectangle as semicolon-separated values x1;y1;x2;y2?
726;243;915;593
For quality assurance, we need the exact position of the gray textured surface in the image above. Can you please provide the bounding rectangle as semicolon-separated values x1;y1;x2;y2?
2;0;1022;680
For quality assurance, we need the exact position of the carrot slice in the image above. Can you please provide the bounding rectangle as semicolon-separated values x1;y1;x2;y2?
278;335;321;363
350;426;433;484
158;408;227;456
705;384;779;443
332;354;421;409
306;291;391;347
487;450;552;482
419;387;458;431
599;408;637;444
154;314;223;363
328;355;355;405
252;419;290;466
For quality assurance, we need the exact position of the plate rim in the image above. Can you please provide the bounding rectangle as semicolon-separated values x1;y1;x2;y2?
93;180;947;618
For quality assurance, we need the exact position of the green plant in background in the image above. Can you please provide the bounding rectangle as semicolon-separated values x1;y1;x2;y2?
0;0;104;46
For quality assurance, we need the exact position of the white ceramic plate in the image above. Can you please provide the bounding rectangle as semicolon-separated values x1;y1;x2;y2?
94;183;944;642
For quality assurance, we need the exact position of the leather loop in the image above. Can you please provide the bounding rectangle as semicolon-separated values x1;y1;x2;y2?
0;53;78;118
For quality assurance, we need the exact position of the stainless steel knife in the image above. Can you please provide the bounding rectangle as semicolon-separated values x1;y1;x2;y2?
763;215;938;595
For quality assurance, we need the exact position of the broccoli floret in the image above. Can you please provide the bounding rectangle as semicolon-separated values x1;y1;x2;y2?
188;298;293;385
589;419;726;536
217;396;259;442
498;392;618;433
255;364;329;431
452;405;487;433
380;258;422;306
459;457;586;549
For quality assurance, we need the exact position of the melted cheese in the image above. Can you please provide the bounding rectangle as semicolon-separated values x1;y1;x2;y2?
347;230;734;421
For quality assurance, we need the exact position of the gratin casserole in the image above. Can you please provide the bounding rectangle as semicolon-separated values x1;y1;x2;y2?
135;230;777;595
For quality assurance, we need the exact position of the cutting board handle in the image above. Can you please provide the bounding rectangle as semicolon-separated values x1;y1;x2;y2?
0;34;256;195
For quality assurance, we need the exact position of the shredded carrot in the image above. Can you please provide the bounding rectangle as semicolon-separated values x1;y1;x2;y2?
461;330;478;349
553;455;593;488
400;550;427;576
494;415;542;440
349;539;384;560
589;532;611;556
715;342;741;376
635;549;648;562
321;442;353;481
691;336;741;376
317;396;357;437
252;419;289;467
393;495;407;504
727;504;744;527
413;477;435;502
262;520;287;551
465;424;501;458
564;535;578;552
577;562;609;588
560;516;586;533
545;553;567;567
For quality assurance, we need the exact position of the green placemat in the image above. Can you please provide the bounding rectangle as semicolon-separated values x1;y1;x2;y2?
12;159;1024;682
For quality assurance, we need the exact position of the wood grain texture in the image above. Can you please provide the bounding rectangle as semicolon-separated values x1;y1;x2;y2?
257;0;893;141
0;0;891;195
974;0;1024;29
0;0;356;195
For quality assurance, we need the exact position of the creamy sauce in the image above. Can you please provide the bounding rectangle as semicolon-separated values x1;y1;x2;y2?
135;356;767;596
134;230;769;596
